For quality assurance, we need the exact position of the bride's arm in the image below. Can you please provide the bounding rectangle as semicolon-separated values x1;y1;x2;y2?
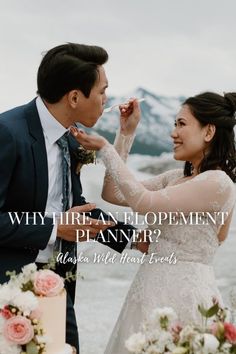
98;143;235;215
102;131;183;206
101;98;140;206
101;131;135;206
101;99;181;206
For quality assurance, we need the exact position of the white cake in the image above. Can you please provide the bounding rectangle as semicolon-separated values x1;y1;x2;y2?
37;290;73;354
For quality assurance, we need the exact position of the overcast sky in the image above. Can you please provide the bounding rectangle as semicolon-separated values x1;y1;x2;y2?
0;0;235;110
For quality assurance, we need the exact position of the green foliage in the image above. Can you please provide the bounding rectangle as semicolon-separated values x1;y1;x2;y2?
5;270;16;278
198;303;219;318
21;280;34;292
42;255;57;270
25;341;39;354
65;271;77;282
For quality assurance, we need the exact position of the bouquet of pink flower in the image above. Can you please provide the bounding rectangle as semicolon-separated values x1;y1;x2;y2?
125;302;236;354
0;263;64;354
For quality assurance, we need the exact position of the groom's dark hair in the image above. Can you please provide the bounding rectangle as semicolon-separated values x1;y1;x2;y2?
37;43;108;103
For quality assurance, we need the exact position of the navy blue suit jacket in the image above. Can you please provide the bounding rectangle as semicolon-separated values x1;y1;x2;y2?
0;99;133;283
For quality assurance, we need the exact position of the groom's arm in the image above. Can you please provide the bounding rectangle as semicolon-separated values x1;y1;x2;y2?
83;207;135;253
70;158;135;252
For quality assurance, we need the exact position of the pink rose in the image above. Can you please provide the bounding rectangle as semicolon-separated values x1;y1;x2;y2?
33;269;64;297
224;322;236;343
0;306;14;320
3;315;34;345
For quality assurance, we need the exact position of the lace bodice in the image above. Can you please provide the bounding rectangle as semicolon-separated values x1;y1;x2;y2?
99;136;236;265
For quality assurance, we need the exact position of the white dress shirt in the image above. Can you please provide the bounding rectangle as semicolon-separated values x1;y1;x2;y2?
35;96;72;263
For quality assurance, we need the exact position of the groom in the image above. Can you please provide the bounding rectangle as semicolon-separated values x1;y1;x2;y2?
0;43;136;353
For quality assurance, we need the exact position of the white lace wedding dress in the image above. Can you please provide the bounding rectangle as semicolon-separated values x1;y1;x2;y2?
99;133;236;354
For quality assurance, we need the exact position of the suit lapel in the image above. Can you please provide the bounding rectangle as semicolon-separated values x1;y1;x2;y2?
26;99;49;212
26;102;83;210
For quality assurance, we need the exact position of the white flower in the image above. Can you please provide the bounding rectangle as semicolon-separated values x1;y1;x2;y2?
179;325;198;343
125;332;146;353
203;333;219;353
4;263;37;291
156;331;174;352
22;263;37;277
0;283;21;308
192;333;204;353
146;344;160;354
1;285;39;315
220;342;232;353
12;290;38;315
0;336;21;354
192;333;219;354
146;328;161;342
150;307;177;328
172;347;188;354
11;263;37;289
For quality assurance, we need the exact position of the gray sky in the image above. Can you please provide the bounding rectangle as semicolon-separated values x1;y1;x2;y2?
0;0;236;110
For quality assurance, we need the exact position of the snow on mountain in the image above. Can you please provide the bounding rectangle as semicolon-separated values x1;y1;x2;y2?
92;88;185;155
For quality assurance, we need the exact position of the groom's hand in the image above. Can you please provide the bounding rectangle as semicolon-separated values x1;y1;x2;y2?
57;204;115;242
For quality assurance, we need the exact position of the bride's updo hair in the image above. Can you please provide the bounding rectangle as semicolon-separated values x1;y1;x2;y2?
183;92;236;182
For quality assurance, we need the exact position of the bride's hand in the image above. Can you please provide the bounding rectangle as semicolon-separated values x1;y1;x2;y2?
119;98;141;136
70;126;107;150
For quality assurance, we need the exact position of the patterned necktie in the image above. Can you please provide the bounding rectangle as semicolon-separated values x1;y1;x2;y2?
56;133;70;212
55;133;76;262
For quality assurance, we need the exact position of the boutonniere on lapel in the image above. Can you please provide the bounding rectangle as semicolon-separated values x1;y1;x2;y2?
69;125;96;174
73;145;96;174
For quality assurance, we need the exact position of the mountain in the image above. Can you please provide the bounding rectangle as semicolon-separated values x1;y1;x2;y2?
92;88;185;156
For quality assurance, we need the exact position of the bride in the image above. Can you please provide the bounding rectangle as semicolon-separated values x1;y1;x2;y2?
71;92;236;354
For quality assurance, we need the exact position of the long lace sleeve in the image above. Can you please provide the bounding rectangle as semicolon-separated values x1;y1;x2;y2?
102;132;183;206
102;131;135;205
99;143;236;215
113;130;136;160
